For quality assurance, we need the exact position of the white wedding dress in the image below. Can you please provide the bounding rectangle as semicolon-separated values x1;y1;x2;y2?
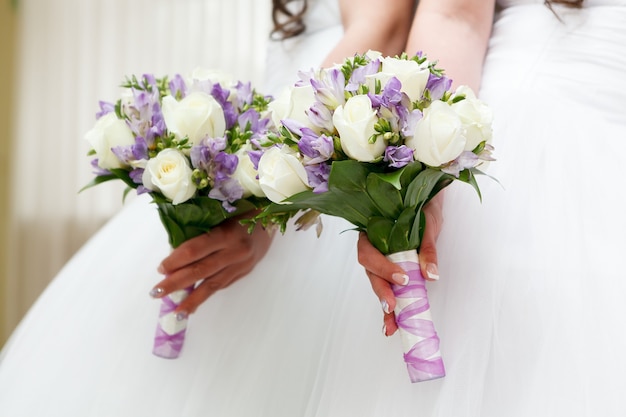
1;0;626;416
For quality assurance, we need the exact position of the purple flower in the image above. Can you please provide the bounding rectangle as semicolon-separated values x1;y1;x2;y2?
213;151;239;182
238;109;270;139
211;83;237;128
310;68;345;109
208;177;244;212
384;145;414;168
248;149;263;170
96;101;115;119
304;163;331;193
298;128;334;164
232;81;254;109
441;151;479;177
426;74;452;101
169;74;187;99
306;101;334;132
129;168;144;185
346;59;380;92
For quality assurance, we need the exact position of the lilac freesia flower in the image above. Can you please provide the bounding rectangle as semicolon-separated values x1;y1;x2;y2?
442;151;479;177
248;149;263;170
425;74;453;101
384;145;414;168
306;101;334;132
168;74;187;99
90;158;110;176
346;59;381;92
190;137;242;210
402;109;423;138
96;101;115;119
305;163;331;193
211;83;237;129
238;108;270;140
310;68;345;109
129;168;145;185
231;81;254;110
298;128;334;164
208;177;244;212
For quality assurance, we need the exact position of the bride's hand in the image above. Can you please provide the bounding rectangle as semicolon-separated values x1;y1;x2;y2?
357;193;444;336
149;213;274;316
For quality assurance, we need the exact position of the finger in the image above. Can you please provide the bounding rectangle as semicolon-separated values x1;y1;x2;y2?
152;246;249;297
175;263;247;314
357;232;409;286
419;195;444;281
367;271;397;314
383;312;398;336
158;232;224;274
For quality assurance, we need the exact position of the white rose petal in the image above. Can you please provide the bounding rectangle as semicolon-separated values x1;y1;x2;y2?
231;144;265;198
85;112;136;170
257;146;309;204
333;95;384;162
142;148;197;204
161;91;226;147
267;84;317;132
379;57;430;102
451;85;494;151
406;100;467;167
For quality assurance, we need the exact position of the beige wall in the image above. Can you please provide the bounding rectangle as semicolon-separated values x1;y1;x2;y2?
0;1;17;345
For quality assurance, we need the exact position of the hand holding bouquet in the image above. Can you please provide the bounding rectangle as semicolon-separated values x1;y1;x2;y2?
256;51;495;382
83;69;278;358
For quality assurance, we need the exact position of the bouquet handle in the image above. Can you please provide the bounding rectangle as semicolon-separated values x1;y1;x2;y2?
152;286;193;359
387;250;445;382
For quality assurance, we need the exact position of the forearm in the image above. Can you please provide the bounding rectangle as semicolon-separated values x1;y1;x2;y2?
406;0;495;91
322;0;415;67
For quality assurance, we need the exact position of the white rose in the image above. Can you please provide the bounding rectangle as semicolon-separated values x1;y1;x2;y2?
257;146;309;204
231;144;265;198
161;91;226;147
142;148;197;204
450;85;494;151
267;84;317;131
366;57;430;102
406;100;466;167
189;67;234;87
85;112;136;170
333;95;384;162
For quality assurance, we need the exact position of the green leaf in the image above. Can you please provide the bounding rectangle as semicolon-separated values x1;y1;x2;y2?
388;207;418;253
404;168;449;208
366;217;394;254
366;173;404;219
408;209;426;250
156;197;258;248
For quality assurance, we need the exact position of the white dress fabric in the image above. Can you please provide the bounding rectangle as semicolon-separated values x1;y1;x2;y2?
1;0;626;416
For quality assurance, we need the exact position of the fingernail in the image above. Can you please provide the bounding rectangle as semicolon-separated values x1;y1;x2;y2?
392;272;409;286
176;311;188;321
382;323;388;337
426;263;439;281
149;287;164;298
157;264;165;274
381;299;390;315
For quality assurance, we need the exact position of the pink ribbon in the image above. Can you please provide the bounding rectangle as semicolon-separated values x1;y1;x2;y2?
152;287;193;359
392;259;445;382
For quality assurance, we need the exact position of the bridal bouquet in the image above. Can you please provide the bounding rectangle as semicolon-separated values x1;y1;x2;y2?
83;69;277;359
256;51;495;382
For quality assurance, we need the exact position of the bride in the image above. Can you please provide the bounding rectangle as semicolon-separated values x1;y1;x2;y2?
1;0;626;416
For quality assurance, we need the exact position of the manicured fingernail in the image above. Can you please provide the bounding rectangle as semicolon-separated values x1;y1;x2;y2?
392;272;409;286
157;264;165;274
149;287;164;298
426;263;439;281
381;299;390;315
176;311;188;321
382;324;388;337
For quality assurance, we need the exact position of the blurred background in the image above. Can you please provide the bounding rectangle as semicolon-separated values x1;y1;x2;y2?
0;0;272;346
